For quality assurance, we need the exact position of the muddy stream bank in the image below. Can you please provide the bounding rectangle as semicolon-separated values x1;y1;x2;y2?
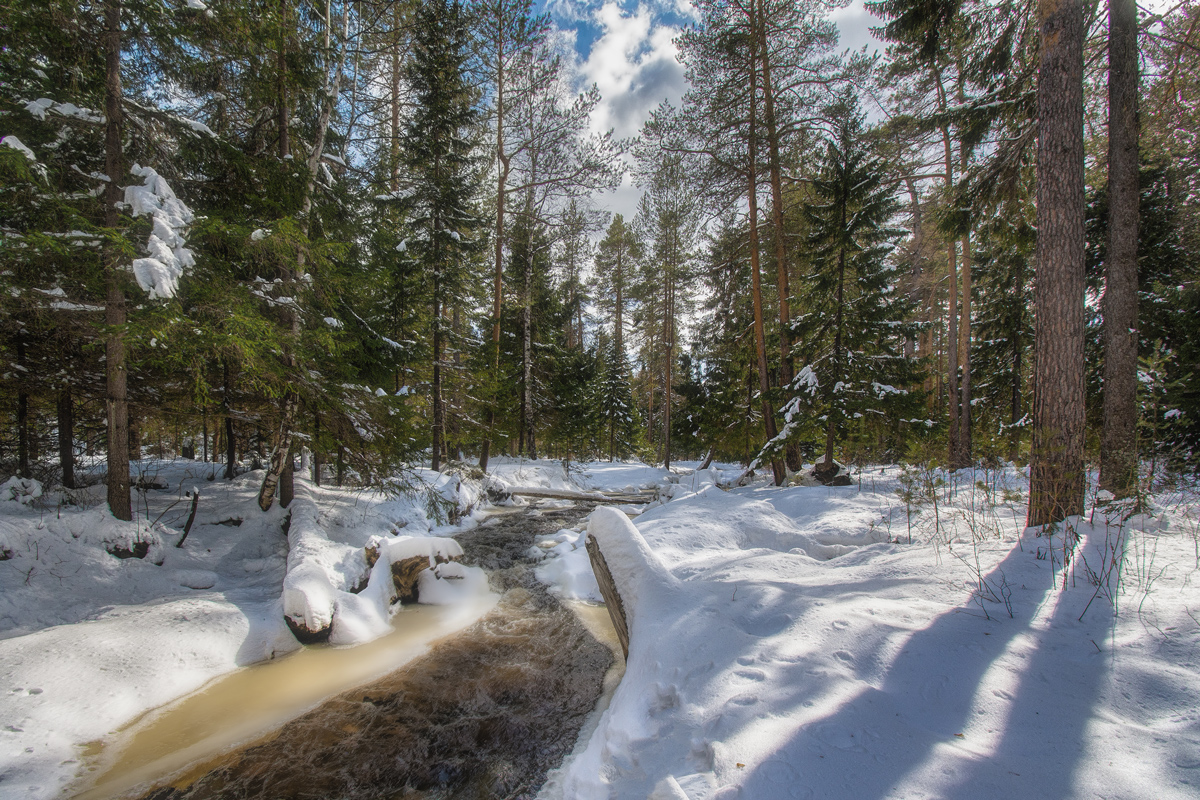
77;504;623;800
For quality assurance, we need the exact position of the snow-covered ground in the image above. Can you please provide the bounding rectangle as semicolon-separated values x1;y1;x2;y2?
0;460;501;799
1;458;1197;799
534;466;1200;800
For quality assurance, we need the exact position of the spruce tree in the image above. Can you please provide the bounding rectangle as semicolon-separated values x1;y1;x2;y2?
398;0;484;471
775;97;922;480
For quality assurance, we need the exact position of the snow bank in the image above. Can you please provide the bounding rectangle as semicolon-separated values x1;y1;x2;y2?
281;493;365;639
283;489;487;646
544;472;1200;800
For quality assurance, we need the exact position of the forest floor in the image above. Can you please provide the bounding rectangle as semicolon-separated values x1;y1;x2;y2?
0;458;1197;799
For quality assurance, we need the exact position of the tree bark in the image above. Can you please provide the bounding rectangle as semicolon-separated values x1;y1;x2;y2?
664;274;674;470
824;246;847;469
747;24;785;486
224;362;236;479
1099;0;1140;497
16;332;29;480
104;0;131;521
480;23;509;472
58;386;75;489
432;255;445;471
279;449;294;508
312;411;323;486
937;82;961;469
521;216;534;458
756;0;799;473
957;229;973;468
1029;0;1086;527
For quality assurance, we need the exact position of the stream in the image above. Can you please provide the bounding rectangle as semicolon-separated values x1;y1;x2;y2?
73;504;623;800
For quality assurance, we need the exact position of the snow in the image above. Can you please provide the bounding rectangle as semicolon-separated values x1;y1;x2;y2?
537;465;1200;800
1;136;36;161
0;461;497;798
22;98;103;123
124;164;195;299
3;457;1196;800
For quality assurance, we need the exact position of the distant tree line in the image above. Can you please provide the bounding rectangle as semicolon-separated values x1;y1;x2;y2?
1;0;1197;526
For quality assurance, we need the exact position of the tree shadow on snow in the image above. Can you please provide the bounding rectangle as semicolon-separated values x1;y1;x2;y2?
738;532;1112;800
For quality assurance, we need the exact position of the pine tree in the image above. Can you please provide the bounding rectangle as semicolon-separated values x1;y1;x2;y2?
593;215;640;362
1028;0;1085;527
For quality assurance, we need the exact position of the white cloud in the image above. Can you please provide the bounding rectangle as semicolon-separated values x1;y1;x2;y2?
578;1;687;140
831;0;885;54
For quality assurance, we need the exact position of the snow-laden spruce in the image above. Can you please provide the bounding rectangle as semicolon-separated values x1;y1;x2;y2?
123;164;195;299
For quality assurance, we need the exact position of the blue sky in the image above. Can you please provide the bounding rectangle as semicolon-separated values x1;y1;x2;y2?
538;0;885;219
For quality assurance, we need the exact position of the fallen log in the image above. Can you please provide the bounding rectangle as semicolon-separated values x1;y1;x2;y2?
584;534;630;661
506;487;657;504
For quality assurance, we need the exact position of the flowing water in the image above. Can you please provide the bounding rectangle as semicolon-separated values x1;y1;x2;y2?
74;505;623;800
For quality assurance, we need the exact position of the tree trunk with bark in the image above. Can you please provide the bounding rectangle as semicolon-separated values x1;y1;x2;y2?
104;0;131;521
1029;0;1086;527
956;230;973;468
480;29;509;471
16;332;29;480
58;386;74;489
746;45;785;487
756;0;799;473
1099;0;1140;498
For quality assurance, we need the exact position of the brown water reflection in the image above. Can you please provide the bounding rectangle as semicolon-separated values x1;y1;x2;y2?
85;506;622;800
136;581;613;800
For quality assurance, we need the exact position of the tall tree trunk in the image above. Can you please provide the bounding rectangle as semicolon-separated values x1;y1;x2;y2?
664;277;674;470
956;230;973;468
756;0;799;473
223;361;236;480
433;290;445;471
824;248;847;469
103;0;131;521
280;450;294;508
747;31;785;486
937;85;961;468
202;407;209;463
1099;0;1140;497
58;386;75;489
480;28;509;471
312;411;323;485
1029;0;1086;527
16;332;29;480
521;220;533;459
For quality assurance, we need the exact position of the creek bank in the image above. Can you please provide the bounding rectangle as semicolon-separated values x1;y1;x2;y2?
129;504;618;800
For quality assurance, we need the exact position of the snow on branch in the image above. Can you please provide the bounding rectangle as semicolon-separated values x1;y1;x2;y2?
123;164;195;300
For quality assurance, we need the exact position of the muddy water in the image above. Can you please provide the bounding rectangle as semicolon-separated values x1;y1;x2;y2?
74;599;498;800
82;505;622;800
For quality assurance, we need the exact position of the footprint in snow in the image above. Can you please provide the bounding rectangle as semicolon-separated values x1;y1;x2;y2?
734;612;793;637
734;668;767;682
